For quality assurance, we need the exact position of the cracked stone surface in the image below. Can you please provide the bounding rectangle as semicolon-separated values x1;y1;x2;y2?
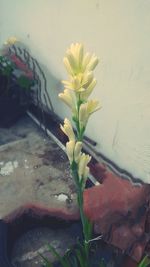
0;116;78;221
0;116;79;266
1;115;148;267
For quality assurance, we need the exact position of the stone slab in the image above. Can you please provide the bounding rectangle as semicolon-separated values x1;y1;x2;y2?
0;116;78;221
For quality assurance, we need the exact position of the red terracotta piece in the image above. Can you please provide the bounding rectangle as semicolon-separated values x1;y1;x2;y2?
4;202;79;223
84;163;150;262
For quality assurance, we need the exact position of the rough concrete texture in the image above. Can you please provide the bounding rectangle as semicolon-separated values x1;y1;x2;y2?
1;116;149;266
0;116;79;266
0;116;78;221
84;163;150;262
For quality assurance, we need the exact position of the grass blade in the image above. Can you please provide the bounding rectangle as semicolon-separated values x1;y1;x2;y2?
138;256;150;267
38;252;53;267
75;248;85;267
47;244;70;267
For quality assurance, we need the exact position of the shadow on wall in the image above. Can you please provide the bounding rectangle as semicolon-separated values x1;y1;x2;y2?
38;61;61;114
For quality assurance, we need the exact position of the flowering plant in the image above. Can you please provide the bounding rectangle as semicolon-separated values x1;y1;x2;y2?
59;43;100;263
41;43;102;267
0;37;34;97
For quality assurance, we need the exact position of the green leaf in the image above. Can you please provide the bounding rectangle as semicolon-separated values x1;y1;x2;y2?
77;240;86;256
2;65;13;76
138;255;150;267
87;220;93;240
17;75;32;89
75;248;85;267
84;216;92;242
80;126;85;137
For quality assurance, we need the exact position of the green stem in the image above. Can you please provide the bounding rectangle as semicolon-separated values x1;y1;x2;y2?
76;95;84;141
71;94;92;265
71;162;92;262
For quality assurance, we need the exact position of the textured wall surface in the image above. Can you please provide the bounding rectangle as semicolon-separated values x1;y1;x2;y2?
0;0;150;183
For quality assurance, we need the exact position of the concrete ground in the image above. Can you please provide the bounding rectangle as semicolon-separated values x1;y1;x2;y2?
0;115;78;266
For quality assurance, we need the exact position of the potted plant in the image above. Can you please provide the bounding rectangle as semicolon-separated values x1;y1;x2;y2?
0;37;35;127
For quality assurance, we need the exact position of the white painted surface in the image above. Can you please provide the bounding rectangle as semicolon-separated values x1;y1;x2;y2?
0;161;18;176
55;194;68;202
0;0;150;183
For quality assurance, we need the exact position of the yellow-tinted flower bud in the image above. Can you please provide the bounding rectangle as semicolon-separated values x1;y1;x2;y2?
82;71;94;89
59;89;75;111
61;80;72;89
87;99;101;114
4;36;18;46
86;54;99;71
78;153;91;179
64;43;84;75
60;118;75;141
82;166;90;189
70;43;83;62
82;52;91;72
66;140;75;163
83;166;89;179
62;43;99;100
78;43;84;67
74;142;82;163
81;78;97;100
73;76;82;91
79;103;89;129
63;57;74;76
70;43;79;58
79;100;101;129
66;50;78;73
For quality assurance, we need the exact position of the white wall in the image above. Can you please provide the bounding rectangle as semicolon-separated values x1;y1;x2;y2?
1;0;150;183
